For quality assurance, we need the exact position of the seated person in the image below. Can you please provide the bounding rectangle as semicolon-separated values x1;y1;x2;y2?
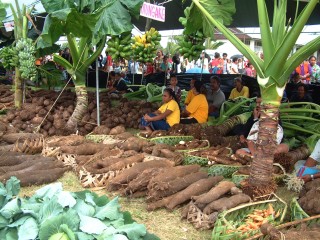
168;74;181;103
290;72;302;85
184;76;196;106
140;88;180;133
295;139;320;183
229;77;250;100
160;55;172;73
106;71;116;89
289;84;313;103
206;76;225;117
108;72;132;94
180;80;208;124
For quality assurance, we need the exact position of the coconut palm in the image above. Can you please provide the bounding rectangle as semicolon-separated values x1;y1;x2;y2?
186;0;320;198
38;0;144;130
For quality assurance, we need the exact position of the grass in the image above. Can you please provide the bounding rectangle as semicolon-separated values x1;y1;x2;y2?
20;171;212;240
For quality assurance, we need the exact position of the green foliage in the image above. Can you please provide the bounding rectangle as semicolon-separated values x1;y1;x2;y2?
0;46;18;70
0;177;159;240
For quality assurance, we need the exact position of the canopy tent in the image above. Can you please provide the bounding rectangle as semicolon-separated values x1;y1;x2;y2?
131;0;320;31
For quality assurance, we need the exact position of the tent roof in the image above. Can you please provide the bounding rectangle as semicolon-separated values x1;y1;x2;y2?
132;0;320;31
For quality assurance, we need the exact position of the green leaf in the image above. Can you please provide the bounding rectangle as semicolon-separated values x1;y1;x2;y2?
5;177;20;199
41;0;76;14
34;183;63;200
101;234;129;240
39;210;80;240
18;217;38;240
5;228;18;240
38;197;64;224
116;223;147;240
73;199;95;217
94;197;121;221
0;2;8;22
79;214;107;235
7;216;30;227
0;215;9;229
143;232;160;240
75;232;95;240
0;198;22;219
57;191;76;208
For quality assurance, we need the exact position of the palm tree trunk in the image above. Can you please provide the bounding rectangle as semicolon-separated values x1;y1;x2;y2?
242;103;280;199
14;67;23;109
66;71;88;131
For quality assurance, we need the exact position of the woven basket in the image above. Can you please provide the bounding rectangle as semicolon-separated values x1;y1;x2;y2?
149;135;194;145
183;154;209;166
212;194;287;240
247;214;320;240
208;165;241;178
290;197;310;220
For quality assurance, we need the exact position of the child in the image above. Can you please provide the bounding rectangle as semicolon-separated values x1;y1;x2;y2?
168;74;181;104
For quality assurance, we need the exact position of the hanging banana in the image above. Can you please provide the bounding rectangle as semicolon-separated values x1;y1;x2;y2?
107;32;133;61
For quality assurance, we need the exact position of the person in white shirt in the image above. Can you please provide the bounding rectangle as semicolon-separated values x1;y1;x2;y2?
230;57;239;74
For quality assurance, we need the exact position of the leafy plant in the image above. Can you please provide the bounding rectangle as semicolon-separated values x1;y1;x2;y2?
0;177;159;240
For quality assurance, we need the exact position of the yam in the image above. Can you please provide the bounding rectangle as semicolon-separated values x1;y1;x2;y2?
60;143;107;155
109;126;125;135
166;176;224;210
148;165;201;191
126;168;165;194
147;172;208;201
147;195;175;211
92;126;110;135
2;133;43;144
203;193;251;214
194;181;236;208
107;160;175;191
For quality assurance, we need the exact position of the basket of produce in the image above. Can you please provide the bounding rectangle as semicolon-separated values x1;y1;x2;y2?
183;154;209;166
208;164;242;178
290;197;310;220
212;194;287;240
149;135;194;145
175;139;210;153
247;214;320;240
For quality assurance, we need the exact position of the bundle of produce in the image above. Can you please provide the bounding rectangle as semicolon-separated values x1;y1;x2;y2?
12;136;44;154
174;139;209;152
252;214;320;240
182;183;249;230
132;27;161;63
107;160;175;191
107;32;132;60
0;177;159;240
212;195;287;240
147;176;223;211
150;135;194;145
0;151;70;186
183;145;234;166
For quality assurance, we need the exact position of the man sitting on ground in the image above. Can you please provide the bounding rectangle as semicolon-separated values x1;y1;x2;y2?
206;76;225;118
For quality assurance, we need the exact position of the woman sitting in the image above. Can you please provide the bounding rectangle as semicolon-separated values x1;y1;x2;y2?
140;88;180;133
180;80;208;124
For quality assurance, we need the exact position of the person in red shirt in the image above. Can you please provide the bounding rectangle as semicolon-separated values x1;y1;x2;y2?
210;52;224;74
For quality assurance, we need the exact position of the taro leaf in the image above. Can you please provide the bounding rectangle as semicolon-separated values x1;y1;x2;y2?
79;214;107;235
0;198;22;219
38;197;64;224
94;197;121;221
73;199;95;217
75;232;95;240
41;0;76;14
18;217;38;240
34;182;63;200
5;177;20;199
116;223;147;240
57;191;77;208
39;210;80;240
184;0;236;38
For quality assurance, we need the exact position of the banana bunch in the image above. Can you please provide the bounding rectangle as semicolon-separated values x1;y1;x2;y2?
15;38;37;81
0;46;19;69
178;30;205;62
107;32;132;61
132;27;161;63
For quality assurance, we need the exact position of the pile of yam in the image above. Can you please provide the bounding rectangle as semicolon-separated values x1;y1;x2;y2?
298;178;320;216
0;85;14;110
2;89;159;136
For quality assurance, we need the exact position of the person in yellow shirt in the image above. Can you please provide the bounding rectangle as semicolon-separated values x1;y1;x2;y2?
184;76;197;106
140;88;180;133
229;77;250;99
181;80;208;124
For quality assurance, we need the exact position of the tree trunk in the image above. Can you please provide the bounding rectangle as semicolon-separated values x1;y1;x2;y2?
66;72;88;131
243;82;282;199
14;67;23;109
